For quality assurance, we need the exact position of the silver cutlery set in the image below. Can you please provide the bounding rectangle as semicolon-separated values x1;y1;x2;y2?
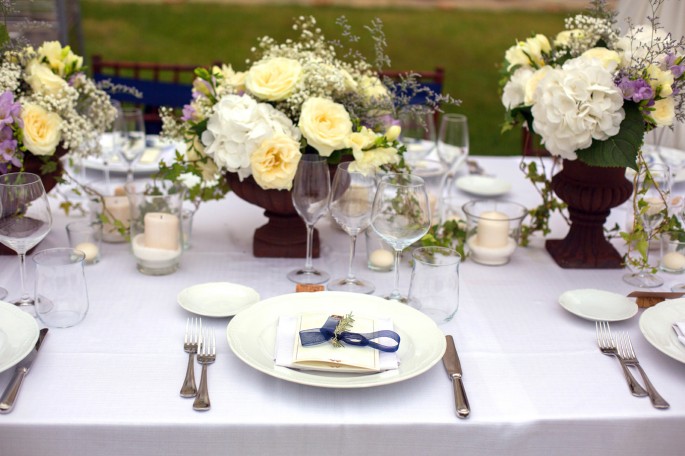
180;317;216;411
595;321;669;409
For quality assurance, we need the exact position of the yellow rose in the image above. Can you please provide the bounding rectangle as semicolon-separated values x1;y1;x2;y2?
647;65;674;97
582;48;621;71
21;103;62;156
299;97;352;157
652;97;675;127
24;60;69;97
245;57;301;101
37;41;83;77
250;135;302;190
349;146;400;176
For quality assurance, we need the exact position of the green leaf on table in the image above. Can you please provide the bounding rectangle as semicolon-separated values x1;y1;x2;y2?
575;102;645;171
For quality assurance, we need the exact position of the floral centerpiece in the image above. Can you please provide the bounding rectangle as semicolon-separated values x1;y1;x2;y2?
0;41;118;182
500;0;684;268
160;16;453;257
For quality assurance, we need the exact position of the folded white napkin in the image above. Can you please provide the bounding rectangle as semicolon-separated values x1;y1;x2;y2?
673;322;685;346
275;315;399;372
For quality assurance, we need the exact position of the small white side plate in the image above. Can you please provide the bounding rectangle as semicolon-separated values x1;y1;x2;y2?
178;282;260;318
455;175;511;197
558;289;638;321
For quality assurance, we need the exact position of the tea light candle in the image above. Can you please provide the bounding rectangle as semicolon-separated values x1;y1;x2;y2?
475;211;509;248
74;242;99;263
662;251;685;271
369;249;394;270
143;212;180;250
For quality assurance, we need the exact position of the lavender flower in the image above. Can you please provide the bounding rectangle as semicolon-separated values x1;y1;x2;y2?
617;76;654;103
181;104;196;122
0;90;22;128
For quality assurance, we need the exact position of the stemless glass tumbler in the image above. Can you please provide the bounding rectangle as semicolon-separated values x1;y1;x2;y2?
408;246;461;324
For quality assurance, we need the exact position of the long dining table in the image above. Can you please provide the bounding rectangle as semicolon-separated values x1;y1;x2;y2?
1;155;684;456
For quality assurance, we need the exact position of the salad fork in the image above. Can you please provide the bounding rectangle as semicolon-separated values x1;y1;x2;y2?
180;317;201;398
617;332;670;409
193;329;216;411
595;321;648;397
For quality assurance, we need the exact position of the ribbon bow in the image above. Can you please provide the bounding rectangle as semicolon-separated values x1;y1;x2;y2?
299;315;400;353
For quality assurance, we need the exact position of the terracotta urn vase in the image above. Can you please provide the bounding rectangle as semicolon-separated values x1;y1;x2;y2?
225;172;319;258
545;159;633;268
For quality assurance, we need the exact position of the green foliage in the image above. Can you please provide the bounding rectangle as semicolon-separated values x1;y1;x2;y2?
420;219;467;259
332;313;355;348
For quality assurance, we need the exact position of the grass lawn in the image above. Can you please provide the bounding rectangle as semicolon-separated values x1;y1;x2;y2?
81;2;576;156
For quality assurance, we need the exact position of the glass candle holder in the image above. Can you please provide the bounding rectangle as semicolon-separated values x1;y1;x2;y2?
126;183;185;275
365;226;395;272
661;231;685;273
66;220;103;265
462;200;527;266
87;179;130;243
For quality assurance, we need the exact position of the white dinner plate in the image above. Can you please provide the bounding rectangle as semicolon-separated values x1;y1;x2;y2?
81;134;179;174
227;291;446;388
455;175;512;197
0;301;40;374
639;298;685;363
178;282;261;318
558;289;638;321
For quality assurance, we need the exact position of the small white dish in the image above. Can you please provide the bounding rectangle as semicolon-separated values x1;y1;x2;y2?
639;298;685;364
558;288;638;321
177;282;260;318
0;301;40;374
455;175;511;197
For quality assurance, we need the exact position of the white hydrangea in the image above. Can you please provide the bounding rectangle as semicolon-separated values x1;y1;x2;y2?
501;66;534;109
531;56;625;160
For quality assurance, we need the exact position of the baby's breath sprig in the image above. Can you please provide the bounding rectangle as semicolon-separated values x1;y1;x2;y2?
331;313;355;348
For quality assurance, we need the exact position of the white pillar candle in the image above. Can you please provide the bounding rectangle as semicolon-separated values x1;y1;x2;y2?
102;196;130;239
143;212;180;250
74;242;99;263
475;211;509;248
369;249;394;269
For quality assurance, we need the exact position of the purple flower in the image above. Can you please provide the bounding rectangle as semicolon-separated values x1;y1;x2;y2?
0;125;21;171
618;76;654;103
181;104;196;122
0;91;22;128
671;64;685;79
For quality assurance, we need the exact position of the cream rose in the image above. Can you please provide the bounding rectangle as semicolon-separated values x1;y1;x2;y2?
21;103;62;156
299;97;352;157
250;135;302;190
652;97;675;127
245;57;301;101
582;48;621;71
24;60;69;97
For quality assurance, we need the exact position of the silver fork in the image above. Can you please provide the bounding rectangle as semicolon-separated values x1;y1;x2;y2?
193;329;216;411
617;331;670;409
180;317;201;398
595;321;648;397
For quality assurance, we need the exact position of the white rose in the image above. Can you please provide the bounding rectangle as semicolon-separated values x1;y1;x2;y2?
245;57;301;101
652;97;675;127
502;66;534;109
21;103;62;156
250;135;302;190
24;60;69;97
646;65;674;97
349;146;400;175
299;97;352;157
581;48;621;71
531;57;625;159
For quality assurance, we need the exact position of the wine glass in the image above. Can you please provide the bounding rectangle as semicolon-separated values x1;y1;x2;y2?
287;155;331;284
103;100;124;189
371;173;431;302
328;162;376;294
398;107;436;164
118;107;146;182
436;113;469;220
0;173;53;311
623;163;672;288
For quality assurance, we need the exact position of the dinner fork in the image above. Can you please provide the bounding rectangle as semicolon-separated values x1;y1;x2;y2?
616;331;670;409
180;317;201;398
193;329;216;411
595;321;648;397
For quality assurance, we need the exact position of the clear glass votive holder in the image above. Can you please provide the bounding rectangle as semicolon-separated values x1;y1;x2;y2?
66;220;103;265
87;179;130;243
126;183;185;275
462;199;527;266
33;248;89;328
365;228;395;272
408;246;461;324
660;231;685;273
181;207;195;250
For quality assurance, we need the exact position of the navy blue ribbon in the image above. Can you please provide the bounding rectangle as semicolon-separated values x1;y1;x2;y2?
299;316;400;353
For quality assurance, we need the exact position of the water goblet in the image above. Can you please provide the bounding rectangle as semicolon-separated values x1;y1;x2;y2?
118;107;146;183
436;113;469;219
399;106;436;164
287;155;331;284
0;173;53;312
328;162;376;294
371;173;431;302
623;163;672;288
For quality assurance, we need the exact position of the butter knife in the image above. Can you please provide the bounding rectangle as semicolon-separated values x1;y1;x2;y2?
0;328;48;414
442;335;470;418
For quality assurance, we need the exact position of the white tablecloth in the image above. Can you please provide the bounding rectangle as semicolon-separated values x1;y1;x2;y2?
1;156;684;456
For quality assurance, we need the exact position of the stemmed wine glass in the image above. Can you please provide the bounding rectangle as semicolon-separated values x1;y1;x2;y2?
287;155;331;284
328;162;376;294
436;113;469;221
0;173;53;312
103;100;124;189
371;173;431;302
398;107;436;164
118;107;146;182
623;163;672;288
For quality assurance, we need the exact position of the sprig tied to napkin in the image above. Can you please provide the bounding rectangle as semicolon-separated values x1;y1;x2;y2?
299;313;400;352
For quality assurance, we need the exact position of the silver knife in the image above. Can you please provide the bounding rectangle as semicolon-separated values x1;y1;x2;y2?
442;335;470;418
0;328;48;414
